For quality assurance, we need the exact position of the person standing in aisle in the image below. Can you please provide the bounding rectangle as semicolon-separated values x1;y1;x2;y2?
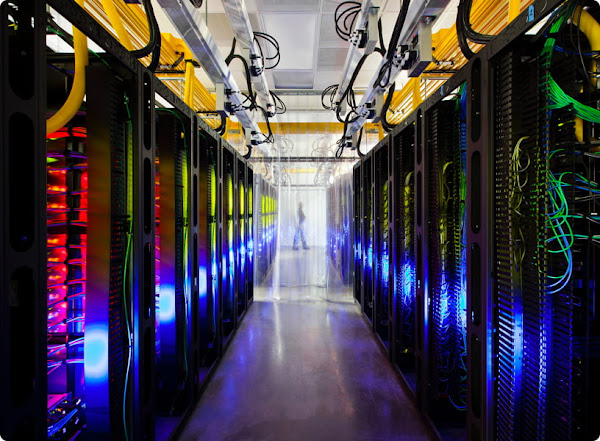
293;202;309;250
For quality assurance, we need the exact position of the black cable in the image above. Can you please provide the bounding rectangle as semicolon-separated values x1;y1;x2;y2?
254;32;281;69
336;110;361;158
226;54;257;110
216;114;227;136
378;18;386;55
226;38;237;64
322;84;339;110
459;0;492;44
270;91;287;114
356;128;365;157
335;51;381;120
131;0;161;70
386;0;410;63
381;82;396;132
148;35;161;72
335;1;361;41
374;0;410;88
456;0;475;59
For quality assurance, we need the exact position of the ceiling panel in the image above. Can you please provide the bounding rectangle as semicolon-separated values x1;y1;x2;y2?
262;14;317;70
322;0;342;13
257;0;321;13
319;13;349;48
317;48;347;71
273;71;314;89
313;71;343;89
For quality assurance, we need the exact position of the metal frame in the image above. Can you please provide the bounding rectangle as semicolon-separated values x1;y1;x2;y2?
157;0;267;148
221;0;275;114
0;1;47;439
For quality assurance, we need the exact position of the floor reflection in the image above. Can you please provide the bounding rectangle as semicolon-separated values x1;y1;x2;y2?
256;247;353;303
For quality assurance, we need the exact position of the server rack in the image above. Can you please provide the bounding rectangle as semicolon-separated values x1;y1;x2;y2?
193;116;221;385
422;95;468;431
254;175;278;284
390;119;417;393
236;156;247;321
489;18;600;441
247;168;254;303
350;2;577;441
373;139;392;350
221;142;236;345
353;163;363;305
362;152;374;323
154;108;194;429
1;1;256;439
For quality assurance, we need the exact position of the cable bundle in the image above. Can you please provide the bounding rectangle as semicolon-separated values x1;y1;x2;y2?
46;132;88;440
455;0;493;59
132;0;162;72
335;1;362;41
254;32;281;70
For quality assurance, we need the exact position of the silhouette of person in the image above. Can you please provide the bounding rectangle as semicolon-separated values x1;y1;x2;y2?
293;202;309;250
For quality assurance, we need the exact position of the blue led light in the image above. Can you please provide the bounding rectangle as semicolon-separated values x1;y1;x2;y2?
199;267;207;299
382;251;389;287
158;285;176;324
402;260;415;307
84;326;109;381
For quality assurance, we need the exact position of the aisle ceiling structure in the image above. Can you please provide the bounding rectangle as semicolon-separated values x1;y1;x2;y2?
154;0;459;124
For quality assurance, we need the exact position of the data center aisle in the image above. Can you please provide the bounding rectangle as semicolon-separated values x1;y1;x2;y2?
178;249;433;441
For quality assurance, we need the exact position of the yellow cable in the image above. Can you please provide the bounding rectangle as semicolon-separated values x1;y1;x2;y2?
184;61;194;108
46;0;90;135
100;0;134;51
572;6;600;145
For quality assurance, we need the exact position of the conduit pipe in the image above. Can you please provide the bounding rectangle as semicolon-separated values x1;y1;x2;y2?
47;0;90;135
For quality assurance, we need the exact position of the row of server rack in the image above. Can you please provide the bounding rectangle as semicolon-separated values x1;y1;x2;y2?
0;2;278;440
327;174;354;286
353;1;600;440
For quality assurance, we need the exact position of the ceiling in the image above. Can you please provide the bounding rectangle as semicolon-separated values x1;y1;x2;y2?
154;0;460;117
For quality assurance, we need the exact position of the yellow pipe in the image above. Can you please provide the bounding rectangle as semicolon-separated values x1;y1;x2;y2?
572;7;600;144
100;0;134;51
573;7;600;52
184;61;194;108
47;0;90;135
508;0;521;22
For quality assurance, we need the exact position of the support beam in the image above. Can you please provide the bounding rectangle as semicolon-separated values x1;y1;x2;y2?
157;0;267;150
221;0;275;115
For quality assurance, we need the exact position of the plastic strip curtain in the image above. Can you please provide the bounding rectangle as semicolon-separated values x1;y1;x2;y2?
251;109;380;302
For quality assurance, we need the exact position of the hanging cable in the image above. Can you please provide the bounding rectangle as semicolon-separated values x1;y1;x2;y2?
381;82;397;132
254;32;281;69
334;1;362;41
131;0;158;59
270;91;287;114
375;0;410;88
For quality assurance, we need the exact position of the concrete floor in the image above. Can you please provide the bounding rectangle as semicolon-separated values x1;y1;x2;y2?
178;249;433;441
